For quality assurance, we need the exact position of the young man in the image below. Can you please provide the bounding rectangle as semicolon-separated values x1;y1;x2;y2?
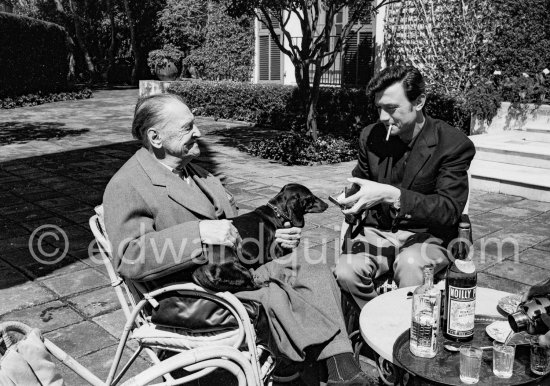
334;66;476;309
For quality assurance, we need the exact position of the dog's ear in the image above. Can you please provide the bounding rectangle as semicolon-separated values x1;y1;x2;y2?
286;196;305;227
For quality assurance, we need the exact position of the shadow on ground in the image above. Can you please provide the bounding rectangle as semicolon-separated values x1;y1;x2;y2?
0;122;89;145
0;139;221;287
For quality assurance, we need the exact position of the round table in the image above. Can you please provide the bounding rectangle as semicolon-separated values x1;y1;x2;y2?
360;285;508;363
359;285;514;385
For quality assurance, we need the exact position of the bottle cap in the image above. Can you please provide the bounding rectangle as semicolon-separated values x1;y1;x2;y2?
459;222;471;229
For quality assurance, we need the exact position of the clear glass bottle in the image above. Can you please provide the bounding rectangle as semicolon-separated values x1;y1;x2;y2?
410;265;441;358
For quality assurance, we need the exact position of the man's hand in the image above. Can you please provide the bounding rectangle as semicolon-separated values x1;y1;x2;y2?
538;333;550;348
199;219;242;249
338;177;400;215
275;222;301;249
521;278;550;302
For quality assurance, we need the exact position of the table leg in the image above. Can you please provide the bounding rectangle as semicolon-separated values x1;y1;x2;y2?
372;351;408;386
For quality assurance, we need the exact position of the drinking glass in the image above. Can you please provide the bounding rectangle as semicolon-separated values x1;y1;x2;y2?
530;336;550;375
460;345;482;384
493;341;515;378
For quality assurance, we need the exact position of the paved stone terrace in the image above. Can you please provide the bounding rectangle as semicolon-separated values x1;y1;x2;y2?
1;89;549;384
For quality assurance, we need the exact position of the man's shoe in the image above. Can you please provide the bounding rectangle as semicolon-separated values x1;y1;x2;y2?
326;371;373;386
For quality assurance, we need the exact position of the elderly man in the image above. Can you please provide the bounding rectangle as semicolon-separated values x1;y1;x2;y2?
334;66;476;309
103;93;372;385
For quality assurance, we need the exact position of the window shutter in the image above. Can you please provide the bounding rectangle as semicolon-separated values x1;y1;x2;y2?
356;31;373;85
259;35;270;81
270;34;281;81
258;33;281;81
343;31;373;86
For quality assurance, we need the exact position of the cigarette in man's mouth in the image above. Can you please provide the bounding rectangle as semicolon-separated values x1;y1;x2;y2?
386;125;393;141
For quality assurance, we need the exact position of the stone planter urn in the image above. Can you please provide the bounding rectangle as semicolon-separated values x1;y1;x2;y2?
155;59;179;81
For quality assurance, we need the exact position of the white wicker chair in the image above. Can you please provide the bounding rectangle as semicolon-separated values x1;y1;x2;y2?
89;206;273;386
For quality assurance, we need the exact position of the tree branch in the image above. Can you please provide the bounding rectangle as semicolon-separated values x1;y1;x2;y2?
256;8;296;60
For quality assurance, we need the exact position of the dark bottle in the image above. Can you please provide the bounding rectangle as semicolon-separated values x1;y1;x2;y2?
442;222;477;341
508;296;550;335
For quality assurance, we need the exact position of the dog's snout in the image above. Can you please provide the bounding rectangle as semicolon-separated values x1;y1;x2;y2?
309;196;328;213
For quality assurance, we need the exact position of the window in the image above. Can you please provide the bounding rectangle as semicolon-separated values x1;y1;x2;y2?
259;34;282;82
343;30;373;86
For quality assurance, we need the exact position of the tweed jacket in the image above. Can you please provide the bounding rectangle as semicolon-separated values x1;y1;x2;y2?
103;147;236;284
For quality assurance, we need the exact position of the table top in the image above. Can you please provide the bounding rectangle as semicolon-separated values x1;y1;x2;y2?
359;285;510;363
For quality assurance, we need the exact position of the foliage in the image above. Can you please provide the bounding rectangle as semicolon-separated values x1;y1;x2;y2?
220;0;395;140
0;88;93;109
156;0;208;53
147;44;185;72
487;0;550;78
385;0;494;97
0;12;69;98
183;4;254;81
168;80;378;135
21;0;164;84
498;72;550;104
424;92;471;134
385;0;550;126
243;132;358;165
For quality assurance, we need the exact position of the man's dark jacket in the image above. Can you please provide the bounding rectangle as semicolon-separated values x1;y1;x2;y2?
352;115;476;244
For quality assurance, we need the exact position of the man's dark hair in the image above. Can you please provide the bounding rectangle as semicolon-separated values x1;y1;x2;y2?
131;93;186;147
366;66;426;102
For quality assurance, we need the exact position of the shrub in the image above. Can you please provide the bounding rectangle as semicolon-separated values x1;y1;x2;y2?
242;132;358;166
183;6;254;82
487;0;550;78
169;80;380;135
0;12;69;98
1;88;93;109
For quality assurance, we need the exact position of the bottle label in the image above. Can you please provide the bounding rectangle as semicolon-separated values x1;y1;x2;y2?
446;285;476;337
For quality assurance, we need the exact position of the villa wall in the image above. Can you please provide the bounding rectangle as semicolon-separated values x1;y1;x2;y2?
471;102;550;135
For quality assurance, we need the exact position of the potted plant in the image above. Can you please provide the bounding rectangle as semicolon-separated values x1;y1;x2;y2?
147;44;185;81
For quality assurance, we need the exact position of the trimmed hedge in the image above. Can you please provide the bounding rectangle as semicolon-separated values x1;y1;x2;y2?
0;12;69;98
169;80;378;136
243;132;358;166
1;88;93;109
168;80;471;135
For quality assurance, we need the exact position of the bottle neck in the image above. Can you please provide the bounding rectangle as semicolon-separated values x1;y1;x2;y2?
423;269;434;287
456;227;472;261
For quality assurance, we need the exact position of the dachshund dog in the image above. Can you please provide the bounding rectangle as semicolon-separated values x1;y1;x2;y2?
192;183;328;292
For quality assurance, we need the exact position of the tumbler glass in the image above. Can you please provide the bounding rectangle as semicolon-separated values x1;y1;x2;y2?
460;345;482;384
493;341;515;378
530;336;550;375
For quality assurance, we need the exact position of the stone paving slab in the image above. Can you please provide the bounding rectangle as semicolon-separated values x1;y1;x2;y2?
1;89;549;384
0;300;83;333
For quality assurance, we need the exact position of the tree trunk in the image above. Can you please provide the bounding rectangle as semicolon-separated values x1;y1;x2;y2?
52;0;76;82
68;0;96;80
307;62;322;141
295;61;319;140
307;87;320;141
104;0;116;83
122;0;141;85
